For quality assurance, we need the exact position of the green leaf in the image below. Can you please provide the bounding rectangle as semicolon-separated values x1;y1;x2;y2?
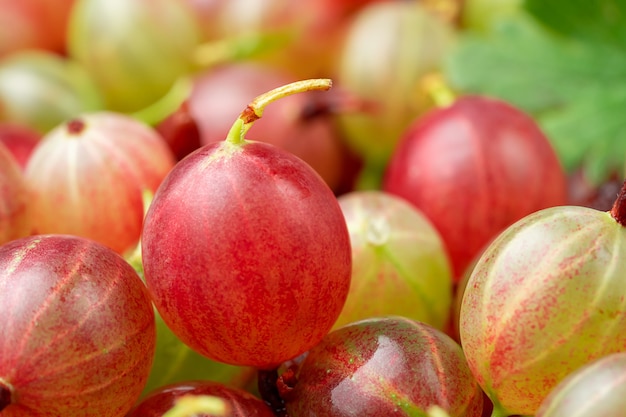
525;0;626;46
445;9;626;185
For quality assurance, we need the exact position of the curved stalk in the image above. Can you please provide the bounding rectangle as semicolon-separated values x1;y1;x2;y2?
131;77;193;127
193;29;295;69
420;72;456;108
610;178;626;226
130;28;297;127
225;79;333;146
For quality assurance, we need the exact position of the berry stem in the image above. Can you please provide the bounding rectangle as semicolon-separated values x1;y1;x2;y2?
420;72;456;108
131;77;193;126
193;30;294;68
0;379;12;412
489;402;510;417
354;159;386;191
226;79;333;146
609;178;626;226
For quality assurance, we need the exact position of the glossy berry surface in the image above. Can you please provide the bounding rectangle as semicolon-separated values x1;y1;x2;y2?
383;95;568;279
282;316;484;417
0;50;103;134
127;380;274;417
535;352;626;417
336;1;457;168
142;138;352;368
461;204;626;416
67;0;201;112
0;234;156;416
189;62;353;193
0;143;30;246
141;304;256;397
0;123;40;169
25;112;176;255
335;190;452;330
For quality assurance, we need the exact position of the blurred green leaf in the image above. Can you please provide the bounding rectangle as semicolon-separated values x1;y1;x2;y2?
141;309;255;398
526;0;626;46
445;2;626;184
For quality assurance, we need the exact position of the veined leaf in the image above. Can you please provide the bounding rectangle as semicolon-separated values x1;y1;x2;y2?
445;6;626;184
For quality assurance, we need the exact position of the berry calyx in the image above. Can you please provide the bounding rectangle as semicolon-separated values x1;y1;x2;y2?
66;118;86;135
609;178;626;226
